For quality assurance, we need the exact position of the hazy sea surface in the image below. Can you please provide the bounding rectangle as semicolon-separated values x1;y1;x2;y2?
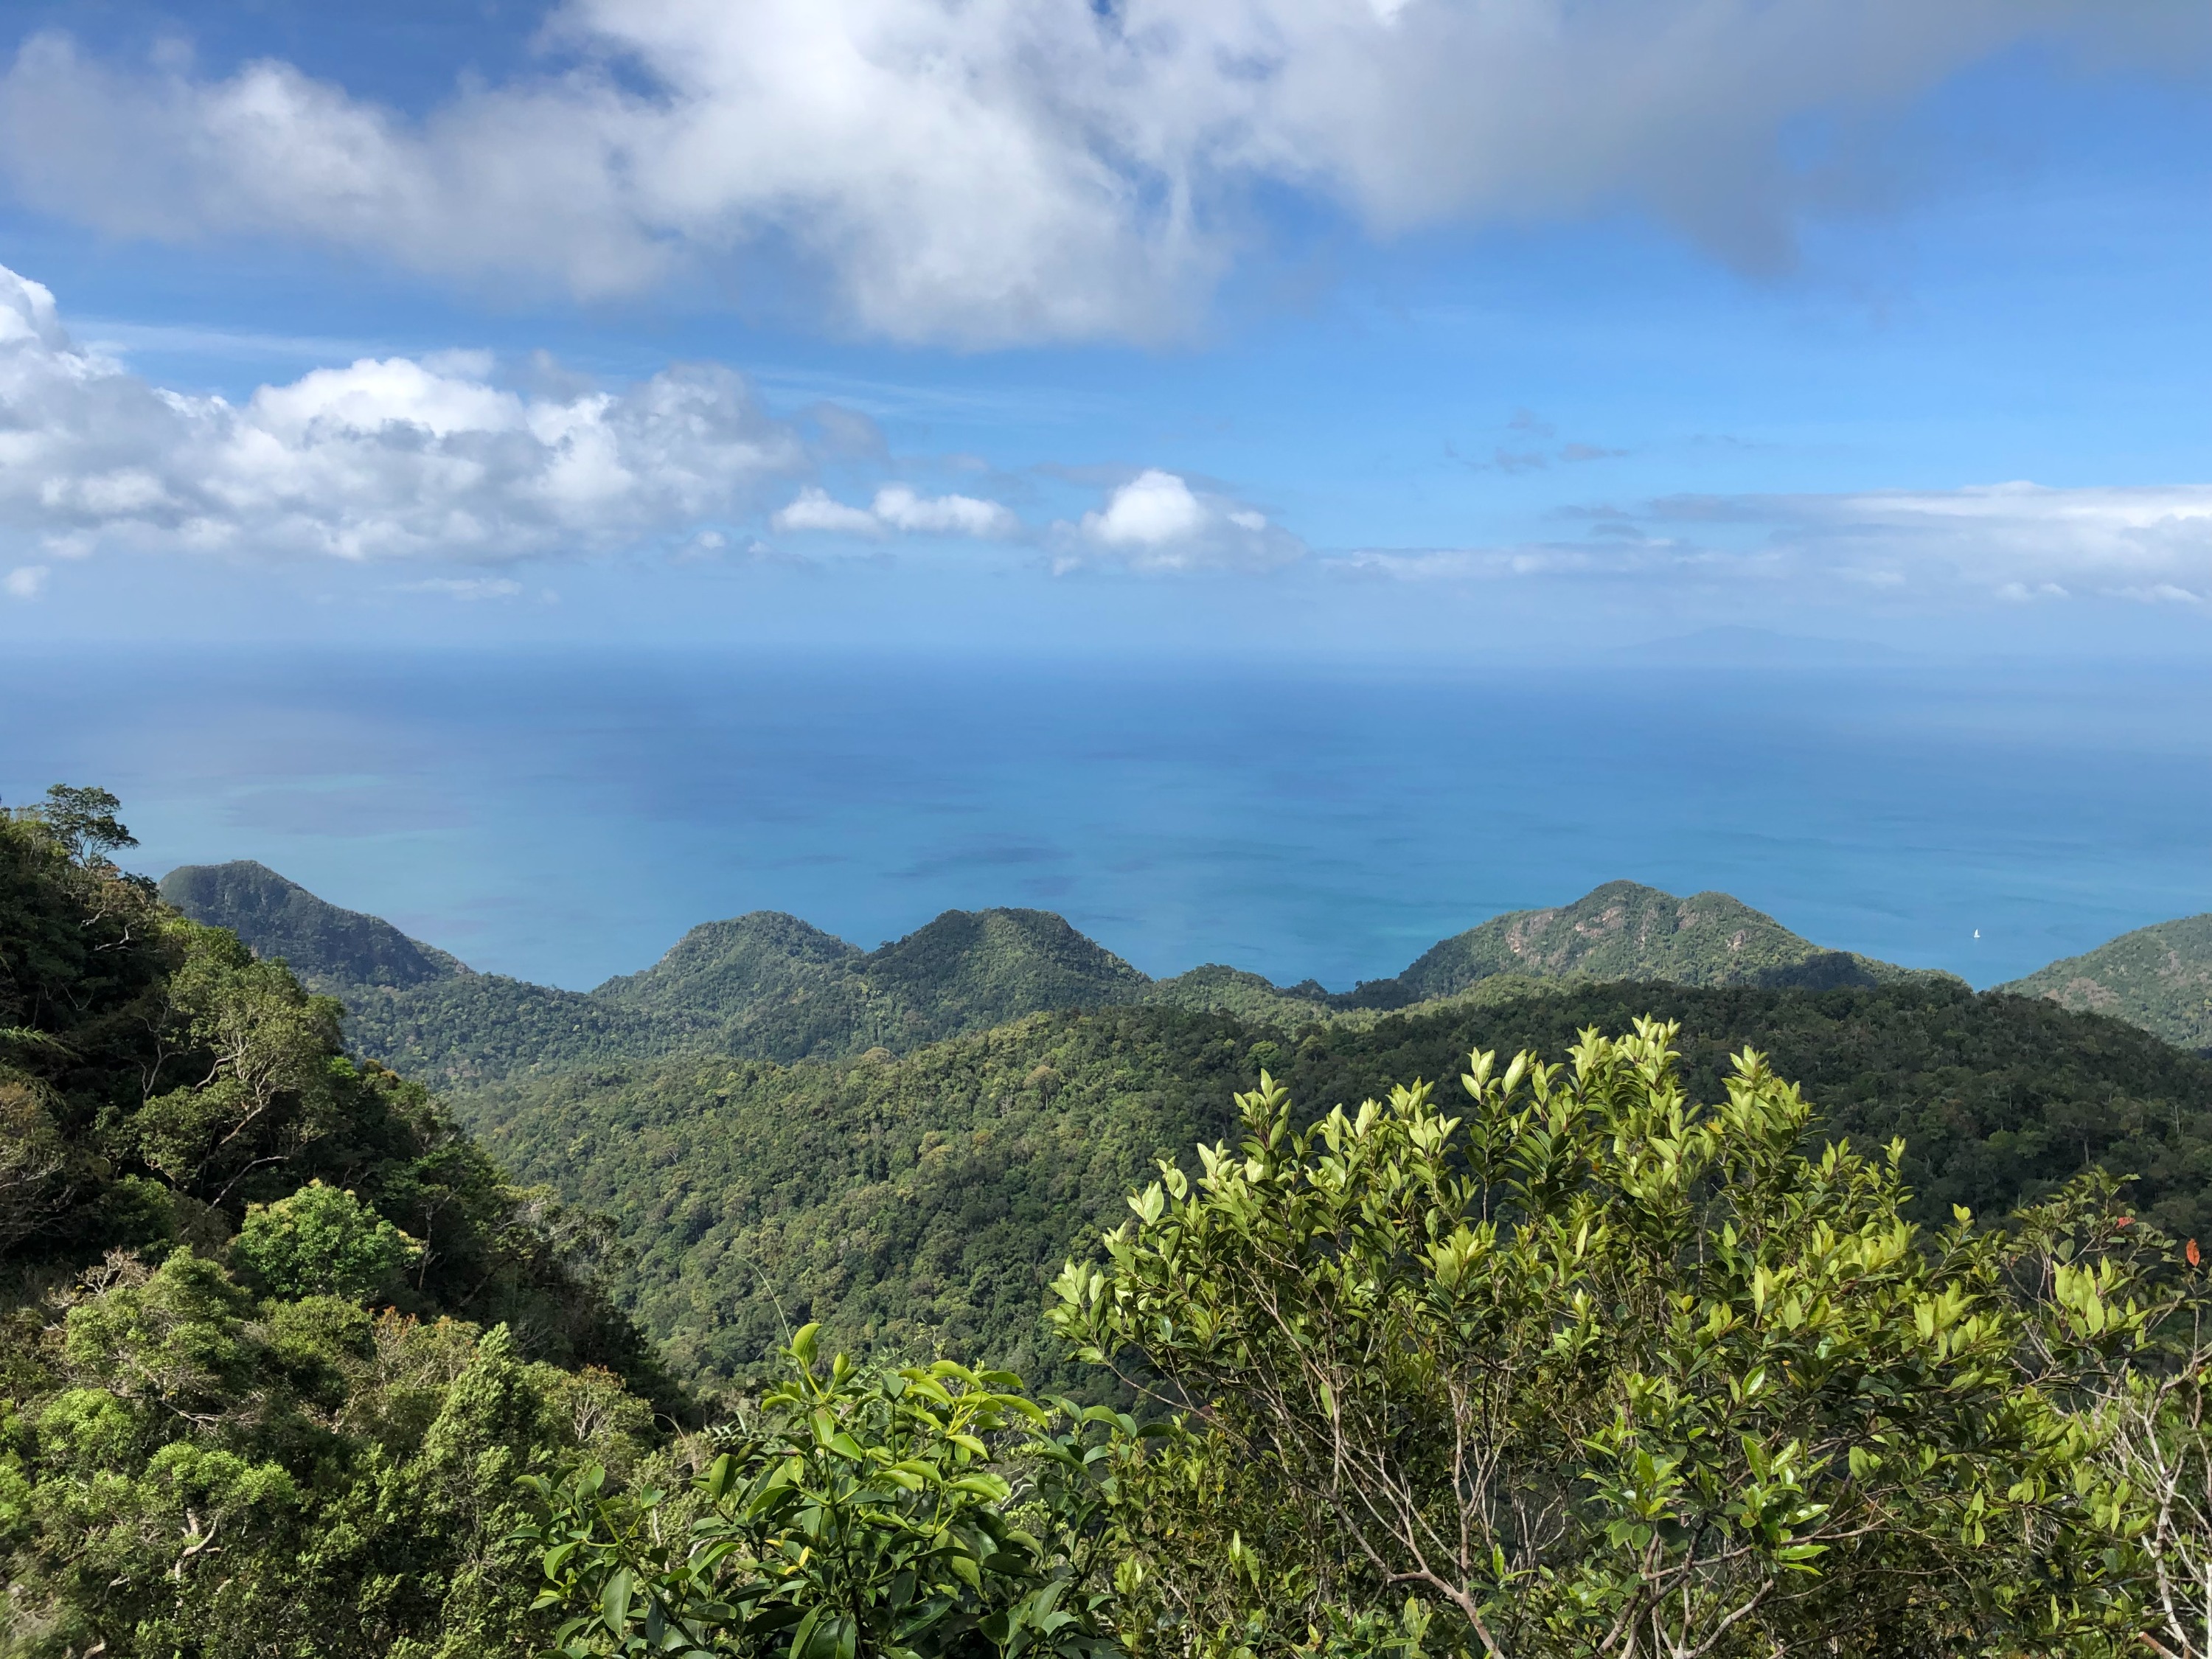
5;646;2208;992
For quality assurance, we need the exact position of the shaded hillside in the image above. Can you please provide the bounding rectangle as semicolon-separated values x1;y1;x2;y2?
1999;914;2212;1053
1341;880;1941;1007
453;979;2212;1394
159;858;466;992
341;973;688;1087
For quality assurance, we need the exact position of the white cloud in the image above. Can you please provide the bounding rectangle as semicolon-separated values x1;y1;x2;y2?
0;262;1302;577
4;563;47;597
872;485;1018;538
1086;470;1209;548
1072;470;1304;571
773;487;886;536
772;482;1020;538
0;261;807;563
1;4;2194;344
400;576;524;599
1342;481;2212;602
1663;481;2212;601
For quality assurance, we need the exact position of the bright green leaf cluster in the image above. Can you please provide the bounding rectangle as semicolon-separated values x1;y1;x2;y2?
515;1324;1119;1659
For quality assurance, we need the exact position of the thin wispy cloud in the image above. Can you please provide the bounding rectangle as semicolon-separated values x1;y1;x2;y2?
1342;484;2212;605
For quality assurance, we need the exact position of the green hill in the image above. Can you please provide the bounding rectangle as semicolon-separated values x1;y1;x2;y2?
1998;914;2212;1053
1141;962;1332;1024
1340;879;1940;1007
142;860;2212;1406
594;905;1151;1064
594;910;866;1023
158;858;467;992
454;978;2212;1396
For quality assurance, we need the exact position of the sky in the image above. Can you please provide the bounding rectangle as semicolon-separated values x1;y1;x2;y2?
0;0;2207;657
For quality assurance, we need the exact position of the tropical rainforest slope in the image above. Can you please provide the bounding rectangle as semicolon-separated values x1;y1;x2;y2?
2000;911;2212;1054
1;799;675;1658
458;980;2212;1397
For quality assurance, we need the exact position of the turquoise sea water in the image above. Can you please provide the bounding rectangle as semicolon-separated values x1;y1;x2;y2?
5;647;2209;992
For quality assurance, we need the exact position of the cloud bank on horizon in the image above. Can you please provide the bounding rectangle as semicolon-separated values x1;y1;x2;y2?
0;261;1301;578
4;256;2211;608
0;0;2201;345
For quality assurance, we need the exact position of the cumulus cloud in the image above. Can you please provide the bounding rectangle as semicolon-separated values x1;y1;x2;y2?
1;2;2194;343
772;484;1019;538
0;262;806;563
872;485;1018;537
1342;481;2212;602
772;487;886;536
1070;469;1304;571
4;563;47;597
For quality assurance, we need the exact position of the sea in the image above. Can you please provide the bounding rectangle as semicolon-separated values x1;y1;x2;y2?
6;644;2210;992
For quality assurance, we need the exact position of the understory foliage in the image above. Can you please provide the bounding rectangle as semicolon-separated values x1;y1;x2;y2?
0;790;678;1657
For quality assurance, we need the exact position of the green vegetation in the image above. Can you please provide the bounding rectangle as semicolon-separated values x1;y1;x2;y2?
2001;912;2212;1054
524;1026;2212;1657
451;976;2212;1399
157;860;467;994
458;1008;1259;1396
131;842;2212;1653
160;867;1966;1087
1;790;677;1657
519;1328;1117;1659
597;907;1150;1064
342;973;686;1088
1338;878;1942;1008
1041;1030;2191;1656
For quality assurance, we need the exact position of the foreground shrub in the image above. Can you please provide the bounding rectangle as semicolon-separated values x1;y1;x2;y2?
1052;1020;2162;1658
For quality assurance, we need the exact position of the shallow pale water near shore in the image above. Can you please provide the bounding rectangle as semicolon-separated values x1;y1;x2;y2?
5;646;2208;993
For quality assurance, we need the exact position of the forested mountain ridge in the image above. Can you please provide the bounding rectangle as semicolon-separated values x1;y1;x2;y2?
60;823;2212;1659
1998;911;2212;1053
161;863;1961;1079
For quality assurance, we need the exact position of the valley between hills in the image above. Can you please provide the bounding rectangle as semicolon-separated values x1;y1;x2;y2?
161;860;2212;1393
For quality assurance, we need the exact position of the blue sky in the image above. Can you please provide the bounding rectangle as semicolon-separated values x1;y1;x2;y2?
0;0;2208;655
